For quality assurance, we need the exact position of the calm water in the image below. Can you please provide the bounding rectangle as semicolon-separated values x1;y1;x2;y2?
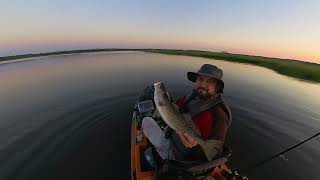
0;51;319;180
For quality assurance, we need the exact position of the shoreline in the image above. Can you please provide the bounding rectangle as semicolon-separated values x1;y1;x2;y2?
142;49;320;84
0;49;135;64
1;48;319;83
0;50;138;65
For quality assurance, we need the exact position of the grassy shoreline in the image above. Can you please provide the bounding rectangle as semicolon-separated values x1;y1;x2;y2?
143;49;320;83
1;48;319;83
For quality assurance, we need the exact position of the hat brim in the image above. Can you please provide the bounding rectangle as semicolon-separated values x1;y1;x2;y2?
187;72;224;93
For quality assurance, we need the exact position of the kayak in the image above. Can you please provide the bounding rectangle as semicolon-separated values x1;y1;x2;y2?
130;86;244;180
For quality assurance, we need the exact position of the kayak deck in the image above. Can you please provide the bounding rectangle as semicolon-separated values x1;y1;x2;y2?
131;111;155;179
131;110;235;180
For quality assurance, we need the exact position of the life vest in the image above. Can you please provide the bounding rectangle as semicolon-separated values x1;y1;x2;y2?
179;90;232;125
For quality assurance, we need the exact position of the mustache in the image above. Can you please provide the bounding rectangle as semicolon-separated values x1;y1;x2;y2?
197;87;208;92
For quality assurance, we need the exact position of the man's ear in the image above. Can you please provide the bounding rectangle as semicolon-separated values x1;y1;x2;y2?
215;83;220;92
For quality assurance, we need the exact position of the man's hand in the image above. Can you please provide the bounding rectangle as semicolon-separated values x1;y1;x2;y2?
177;131;198;148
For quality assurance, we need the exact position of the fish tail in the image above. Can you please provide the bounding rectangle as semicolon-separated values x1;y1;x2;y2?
199;140;223;161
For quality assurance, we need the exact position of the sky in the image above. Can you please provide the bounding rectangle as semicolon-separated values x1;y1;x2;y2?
1;0;320;63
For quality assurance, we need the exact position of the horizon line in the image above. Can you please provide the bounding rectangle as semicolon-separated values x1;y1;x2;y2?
0;48;319;66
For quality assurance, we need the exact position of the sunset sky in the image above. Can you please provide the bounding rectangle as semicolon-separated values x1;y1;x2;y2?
1;0;319;63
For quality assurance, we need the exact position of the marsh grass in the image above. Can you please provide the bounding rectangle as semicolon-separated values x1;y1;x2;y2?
144;49;320;83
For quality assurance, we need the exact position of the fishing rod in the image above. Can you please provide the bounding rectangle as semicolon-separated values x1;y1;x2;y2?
238;131;320;175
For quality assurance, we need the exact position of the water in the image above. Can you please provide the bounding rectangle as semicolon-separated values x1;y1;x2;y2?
0;51;319;180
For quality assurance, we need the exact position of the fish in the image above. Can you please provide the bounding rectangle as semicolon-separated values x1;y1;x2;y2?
153;81;223;161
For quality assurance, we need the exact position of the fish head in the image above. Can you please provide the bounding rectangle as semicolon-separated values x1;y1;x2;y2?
153;81;170;105
154;81;166;92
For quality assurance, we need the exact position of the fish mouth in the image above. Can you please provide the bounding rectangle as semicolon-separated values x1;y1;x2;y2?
154;81;163;87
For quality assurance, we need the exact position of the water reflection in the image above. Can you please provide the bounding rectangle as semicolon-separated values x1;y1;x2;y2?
0;51;319;180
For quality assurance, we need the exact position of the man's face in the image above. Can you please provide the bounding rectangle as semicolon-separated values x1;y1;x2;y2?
195;75;217;99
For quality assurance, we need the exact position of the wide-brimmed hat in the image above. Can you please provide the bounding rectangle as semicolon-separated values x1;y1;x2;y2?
187;64;224;93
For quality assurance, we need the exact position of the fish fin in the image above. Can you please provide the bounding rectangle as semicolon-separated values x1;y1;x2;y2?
152;109;161;118
199;140;223;161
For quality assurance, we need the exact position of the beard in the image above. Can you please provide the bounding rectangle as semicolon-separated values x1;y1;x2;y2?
196;87;213;100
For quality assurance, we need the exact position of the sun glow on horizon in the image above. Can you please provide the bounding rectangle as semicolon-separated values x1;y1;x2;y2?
1;0;320;64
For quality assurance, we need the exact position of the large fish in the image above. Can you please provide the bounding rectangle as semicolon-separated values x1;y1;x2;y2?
153;81;223;161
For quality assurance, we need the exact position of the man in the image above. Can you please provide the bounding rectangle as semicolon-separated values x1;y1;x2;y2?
142;64;232;162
